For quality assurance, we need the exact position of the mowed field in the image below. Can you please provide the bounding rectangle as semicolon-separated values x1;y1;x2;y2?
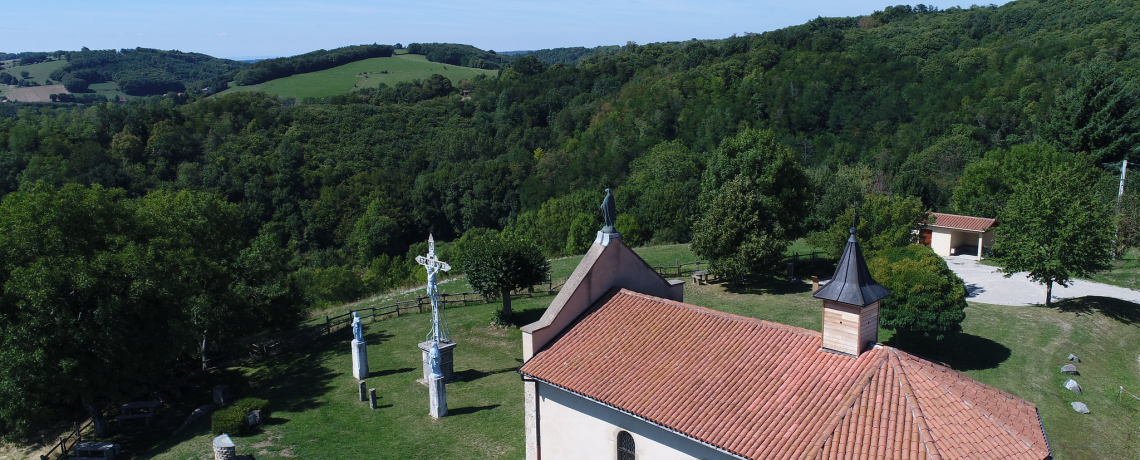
4;84;66;102
221;54;497;100
0;58;68;99
1;58;133;102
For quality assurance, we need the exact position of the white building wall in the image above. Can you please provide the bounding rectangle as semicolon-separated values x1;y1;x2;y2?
930;228;953;256
535;382;737;460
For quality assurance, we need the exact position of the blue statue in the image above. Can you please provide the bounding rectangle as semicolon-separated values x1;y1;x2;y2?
352;311;364;343
600;188;617;233
429;342;443;379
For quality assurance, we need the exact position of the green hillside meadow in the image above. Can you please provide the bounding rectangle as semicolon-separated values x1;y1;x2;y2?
222;54;496;100
1;58;133;102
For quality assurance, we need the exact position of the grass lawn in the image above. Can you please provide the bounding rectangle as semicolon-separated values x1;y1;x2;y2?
220;54;496;100
1087;249;1140;290
112;244;1136;459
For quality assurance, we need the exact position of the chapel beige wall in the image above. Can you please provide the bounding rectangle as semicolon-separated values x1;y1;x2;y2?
930;229;953;256
535;382;735;460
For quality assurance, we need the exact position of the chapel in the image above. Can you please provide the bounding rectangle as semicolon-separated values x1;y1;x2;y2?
518;226;1050;460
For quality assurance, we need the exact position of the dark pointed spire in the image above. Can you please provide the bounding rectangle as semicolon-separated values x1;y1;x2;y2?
812;227;890;307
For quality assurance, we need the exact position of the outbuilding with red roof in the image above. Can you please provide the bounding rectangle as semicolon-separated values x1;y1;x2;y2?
920;212;997;259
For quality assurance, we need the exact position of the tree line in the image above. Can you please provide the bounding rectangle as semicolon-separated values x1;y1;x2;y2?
232;44;395;86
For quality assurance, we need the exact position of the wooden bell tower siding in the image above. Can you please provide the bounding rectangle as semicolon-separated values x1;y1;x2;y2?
812;228;890;356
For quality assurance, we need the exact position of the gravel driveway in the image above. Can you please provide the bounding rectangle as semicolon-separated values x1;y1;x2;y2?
943;257;1140;306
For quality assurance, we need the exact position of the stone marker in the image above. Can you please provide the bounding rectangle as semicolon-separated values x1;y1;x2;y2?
1063;379;1081;393
369;388;378;410
359;381;367;402
1061;364;1078;375
1067;353;1080;362
1071;401;1089;414
213;433;236;460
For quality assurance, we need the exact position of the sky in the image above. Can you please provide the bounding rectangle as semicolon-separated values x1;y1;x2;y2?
4;0;1013;60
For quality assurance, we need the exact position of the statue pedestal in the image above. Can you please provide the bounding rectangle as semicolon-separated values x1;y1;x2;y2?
429;376;447;418
418;341;456;384
351;340;368;380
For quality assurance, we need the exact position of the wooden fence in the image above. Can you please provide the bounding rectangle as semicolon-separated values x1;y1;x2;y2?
240;278;566;363
38;408;110;460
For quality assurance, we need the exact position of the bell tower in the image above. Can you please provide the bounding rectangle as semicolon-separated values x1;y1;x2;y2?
812;228;891;356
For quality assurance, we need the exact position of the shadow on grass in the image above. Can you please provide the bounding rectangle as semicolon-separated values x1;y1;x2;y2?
883;332;1012;371
246;332;339;415
364;330;395;345
1049;296;1140;325
454;367;517;383
511;306;548;327
370;367;415;378
723;275;813;296
448;404;500;416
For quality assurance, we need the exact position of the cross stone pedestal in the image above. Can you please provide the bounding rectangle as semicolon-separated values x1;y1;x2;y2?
351;340;368;380
418;341;456;384
429;376;447;418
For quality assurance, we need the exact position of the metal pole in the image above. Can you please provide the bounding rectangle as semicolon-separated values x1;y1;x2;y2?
1120;159;1129;197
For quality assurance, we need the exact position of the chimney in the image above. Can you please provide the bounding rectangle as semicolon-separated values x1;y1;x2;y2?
812;228;890;356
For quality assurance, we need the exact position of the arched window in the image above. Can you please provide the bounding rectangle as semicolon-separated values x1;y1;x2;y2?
617;431;635;460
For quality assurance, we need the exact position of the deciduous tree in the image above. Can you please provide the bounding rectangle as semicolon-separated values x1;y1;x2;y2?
994;163;1114;306
691;129;809;279
458;235;549;321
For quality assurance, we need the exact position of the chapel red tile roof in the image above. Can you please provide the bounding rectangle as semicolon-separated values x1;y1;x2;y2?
928;212;997;232
519;289;1050;460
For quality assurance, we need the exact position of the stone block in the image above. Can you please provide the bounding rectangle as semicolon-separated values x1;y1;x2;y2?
1061;364;1078;375
1067;353;1080;362
351;339;368;380
1071;401;1089;414
429;377;447;418
1063;379;1081;393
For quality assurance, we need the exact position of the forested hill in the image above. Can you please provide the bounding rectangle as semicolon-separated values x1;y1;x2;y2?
503;45;623;65
1;0;1138;308
49;47;247;95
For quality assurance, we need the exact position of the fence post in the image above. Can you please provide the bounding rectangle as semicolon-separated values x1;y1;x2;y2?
695;259;700;272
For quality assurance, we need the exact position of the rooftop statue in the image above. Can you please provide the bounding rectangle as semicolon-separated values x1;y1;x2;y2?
601;188;617;233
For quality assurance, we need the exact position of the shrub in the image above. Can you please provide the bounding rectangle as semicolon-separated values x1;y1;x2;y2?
867;245;967;341
210;397;268;436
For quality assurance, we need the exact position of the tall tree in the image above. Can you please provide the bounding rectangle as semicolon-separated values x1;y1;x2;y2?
952;143;1086;218
1040;62;1140;163
691;129;809;280
810;192;927;259
458;234;549;321
0;184;170;436
994;163;1114;306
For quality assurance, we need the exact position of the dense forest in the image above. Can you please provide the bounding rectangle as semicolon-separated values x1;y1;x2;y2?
1;0;1138;437
47;47;247;95
406;42;515;69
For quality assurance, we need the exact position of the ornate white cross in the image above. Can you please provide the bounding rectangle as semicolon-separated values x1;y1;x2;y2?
416;234;452;343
